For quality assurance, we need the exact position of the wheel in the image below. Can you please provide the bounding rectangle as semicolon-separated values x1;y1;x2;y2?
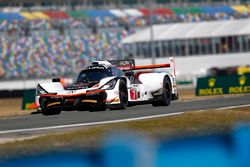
39;97;61;115
89;91;107;112
152;76;172;106
42;109;61;116
110;80;128;110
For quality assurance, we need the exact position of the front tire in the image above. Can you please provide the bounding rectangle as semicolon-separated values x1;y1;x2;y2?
39;97;61;115
152;76;172;106
110;80;128;110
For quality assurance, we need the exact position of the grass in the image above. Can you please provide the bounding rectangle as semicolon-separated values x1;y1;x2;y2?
1;106;250;160
0;98;30;117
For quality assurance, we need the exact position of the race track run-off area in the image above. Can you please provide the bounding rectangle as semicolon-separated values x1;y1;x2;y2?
0;95;250;139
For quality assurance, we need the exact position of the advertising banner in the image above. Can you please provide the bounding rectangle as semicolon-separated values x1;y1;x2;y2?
196;74;250;96
22;89;37;110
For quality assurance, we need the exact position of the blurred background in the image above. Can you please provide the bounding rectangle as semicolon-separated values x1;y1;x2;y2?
1;1;250;166
0;0;250;90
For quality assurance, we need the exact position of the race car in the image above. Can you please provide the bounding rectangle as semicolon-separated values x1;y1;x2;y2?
35;57;178;115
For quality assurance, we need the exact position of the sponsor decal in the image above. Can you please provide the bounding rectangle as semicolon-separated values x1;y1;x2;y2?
130;89;137;100
67;90;76;94
199;88;224;96
118;65;133;70
88;66;105;70
228;76;250;94
196;74;250;96
239;75;247;86
228;86;250;94
208;78;216;87
198;78;224;96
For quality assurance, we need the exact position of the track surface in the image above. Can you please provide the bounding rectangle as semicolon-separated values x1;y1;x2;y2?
0;95;250;138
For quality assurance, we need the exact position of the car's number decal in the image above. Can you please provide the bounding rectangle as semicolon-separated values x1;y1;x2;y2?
67;90;76;94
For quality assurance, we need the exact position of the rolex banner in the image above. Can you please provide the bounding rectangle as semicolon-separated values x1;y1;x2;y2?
196;74;250;96
22;89;37;110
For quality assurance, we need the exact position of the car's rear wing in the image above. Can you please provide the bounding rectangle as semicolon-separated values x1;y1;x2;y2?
109;57;176;77
108;59;135;71
134;63;170;70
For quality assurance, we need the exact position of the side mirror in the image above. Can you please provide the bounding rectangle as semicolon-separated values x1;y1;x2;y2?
52;78;60;82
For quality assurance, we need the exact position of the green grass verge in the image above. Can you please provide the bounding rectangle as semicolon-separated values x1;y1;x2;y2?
1;107;250;160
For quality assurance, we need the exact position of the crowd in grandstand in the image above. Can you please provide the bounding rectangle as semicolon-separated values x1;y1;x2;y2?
0;4;250;80
1;8;250;32
0;29;129;79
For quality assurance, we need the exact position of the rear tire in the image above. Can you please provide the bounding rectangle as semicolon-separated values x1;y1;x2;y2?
152;76;172;106
110;80;128;110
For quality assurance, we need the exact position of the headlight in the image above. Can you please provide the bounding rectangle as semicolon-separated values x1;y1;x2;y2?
101;79;117;90
36;84;47;95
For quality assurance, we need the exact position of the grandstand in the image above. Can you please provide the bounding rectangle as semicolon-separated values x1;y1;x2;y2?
0;1;250;80
0;0;249;7
122;19;250;57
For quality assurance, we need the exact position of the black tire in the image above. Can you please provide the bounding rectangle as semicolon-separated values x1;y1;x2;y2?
39;97;61;115
42;109;61;116
152;76;172;106
110;80;128;110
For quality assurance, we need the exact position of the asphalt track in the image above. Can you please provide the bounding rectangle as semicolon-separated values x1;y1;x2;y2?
0;95;250;139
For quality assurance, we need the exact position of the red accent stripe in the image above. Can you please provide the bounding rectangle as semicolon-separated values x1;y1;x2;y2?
173;58;176;77
40;89;105;98
134;64;170;70
105;96;118;103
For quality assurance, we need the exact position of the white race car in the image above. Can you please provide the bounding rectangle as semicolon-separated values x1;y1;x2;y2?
36;57;178;115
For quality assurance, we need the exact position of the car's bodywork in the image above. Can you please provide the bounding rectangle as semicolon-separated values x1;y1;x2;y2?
36;57;178;115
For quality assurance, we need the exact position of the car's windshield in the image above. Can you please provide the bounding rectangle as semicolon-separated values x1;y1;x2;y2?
77;70;112;83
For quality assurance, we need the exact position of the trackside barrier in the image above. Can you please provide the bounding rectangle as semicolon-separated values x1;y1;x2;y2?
1;125;250;167
21;89;36;110
196;74;250;96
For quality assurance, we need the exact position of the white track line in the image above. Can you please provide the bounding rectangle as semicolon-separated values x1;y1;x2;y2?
215;104;250;110
1;103;249;135
0;112;184;135
194;104;250;112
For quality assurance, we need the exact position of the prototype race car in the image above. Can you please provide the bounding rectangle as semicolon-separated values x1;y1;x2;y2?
35;57;178;115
